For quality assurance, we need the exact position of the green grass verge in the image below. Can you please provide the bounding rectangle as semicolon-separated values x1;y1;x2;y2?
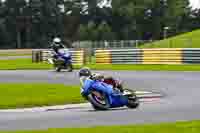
1;58;200;71
1;120;200;133
0;59;51;70
86;64;200;71
0;59;84;70
140;29;200;48
0;83;83;109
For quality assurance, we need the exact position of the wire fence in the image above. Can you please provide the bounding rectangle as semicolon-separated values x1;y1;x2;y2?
72;38;200;49
72;40;151;48
71;38;200;64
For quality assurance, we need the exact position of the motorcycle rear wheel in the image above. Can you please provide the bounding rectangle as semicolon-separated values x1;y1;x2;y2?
123;89;139;109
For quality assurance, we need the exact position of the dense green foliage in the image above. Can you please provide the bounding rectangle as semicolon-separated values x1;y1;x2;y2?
0;0;199;48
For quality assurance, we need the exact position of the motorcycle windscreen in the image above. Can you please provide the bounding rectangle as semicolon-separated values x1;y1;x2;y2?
58;49;71;57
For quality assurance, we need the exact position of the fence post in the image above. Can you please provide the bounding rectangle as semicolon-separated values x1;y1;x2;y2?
32;50;41;63
32;50;36;63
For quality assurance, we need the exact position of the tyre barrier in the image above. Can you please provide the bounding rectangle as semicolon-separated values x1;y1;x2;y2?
95;48;200;64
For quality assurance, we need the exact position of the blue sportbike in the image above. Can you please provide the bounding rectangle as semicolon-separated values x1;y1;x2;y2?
48;48;73;72
80;77;139;110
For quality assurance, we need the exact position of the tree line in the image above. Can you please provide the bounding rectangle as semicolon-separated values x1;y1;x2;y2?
0;0;199;48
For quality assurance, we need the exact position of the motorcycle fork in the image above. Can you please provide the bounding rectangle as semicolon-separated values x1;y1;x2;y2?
92;91;103;99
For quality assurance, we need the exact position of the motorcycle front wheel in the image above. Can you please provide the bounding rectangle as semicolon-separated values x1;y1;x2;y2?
55;66;62;72
53;59;63;72
87;91;110;110
66;62;73;72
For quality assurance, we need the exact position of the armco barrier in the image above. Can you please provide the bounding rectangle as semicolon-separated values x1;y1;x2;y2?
95;50;111;64
142;48;182;64
95;48;200;64
182;48;200;64
32;49;85;65
95;49;142;64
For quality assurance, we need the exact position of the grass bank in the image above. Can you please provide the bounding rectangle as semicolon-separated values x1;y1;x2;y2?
0;83;83;109
1;120;200;133
140;29;200;48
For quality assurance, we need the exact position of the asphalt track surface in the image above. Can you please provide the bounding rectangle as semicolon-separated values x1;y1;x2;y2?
0;70;200;131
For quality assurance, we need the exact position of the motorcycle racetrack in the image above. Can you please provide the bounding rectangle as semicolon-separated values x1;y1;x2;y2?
0;70;200;131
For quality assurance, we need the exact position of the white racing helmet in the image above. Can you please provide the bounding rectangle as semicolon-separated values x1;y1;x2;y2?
53;37;61;44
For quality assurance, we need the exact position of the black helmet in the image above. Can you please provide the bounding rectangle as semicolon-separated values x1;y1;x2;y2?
79;67;91;77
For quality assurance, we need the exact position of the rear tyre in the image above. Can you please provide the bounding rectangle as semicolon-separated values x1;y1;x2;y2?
124;89;140;109
127;96;139;109
87;91;110;110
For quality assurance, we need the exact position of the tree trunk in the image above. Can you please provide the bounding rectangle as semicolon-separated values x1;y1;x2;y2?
16;29;21;48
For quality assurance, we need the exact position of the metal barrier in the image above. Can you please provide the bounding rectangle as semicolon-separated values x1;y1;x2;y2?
95;48;200;64
182;48;200;64
32;50;42;63
95;50;111;64
95;49;142;64
142;48;182;64
32;49;85;65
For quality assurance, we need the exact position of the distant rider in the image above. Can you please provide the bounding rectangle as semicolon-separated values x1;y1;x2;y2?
50;37;72;67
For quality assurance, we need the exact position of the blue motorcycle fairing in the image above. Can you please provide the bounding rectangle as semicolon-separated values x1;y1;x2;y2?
91;81;114;105
55;51;72;64
81;78;129;108
81;78;95;96
58;52;72;58
109;94;129;108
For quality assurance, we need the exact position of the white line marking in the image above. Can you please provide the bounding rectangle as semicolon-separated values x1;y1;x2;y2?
0;103;90;113
135;91;153;95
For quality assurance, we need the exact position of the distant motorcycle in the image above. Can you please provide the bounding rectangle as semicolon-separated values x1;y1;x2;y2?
80;78;139;110
48;49;73;72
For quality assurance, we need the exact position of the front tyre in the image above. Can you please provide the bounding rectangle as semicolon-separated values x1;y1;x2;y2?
55;67;62;72
87;91;110;110
67;62;73;72
53;58;63;72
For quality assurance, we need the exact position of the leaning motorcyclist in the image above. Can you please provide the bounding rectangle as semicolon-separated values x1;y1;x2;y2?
79;67;124;93
50;37;72;65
